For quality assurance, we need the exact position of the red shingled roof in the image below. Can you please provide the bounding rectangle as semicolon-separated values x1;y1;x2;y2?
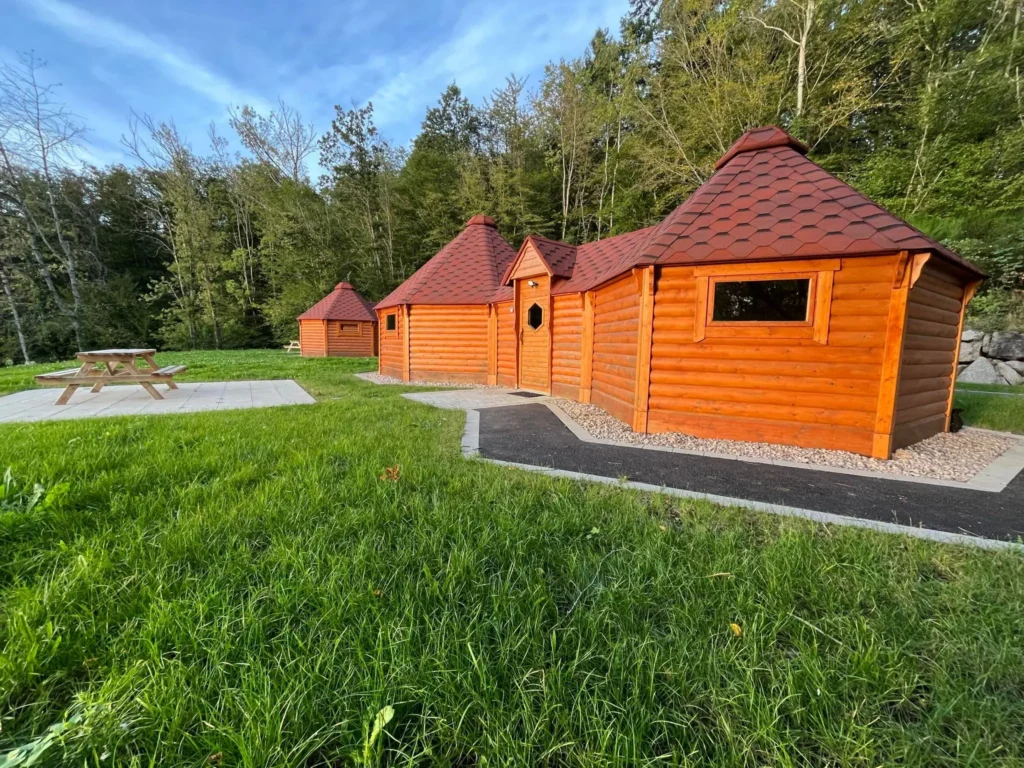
377;215;517;309
298;282;377;322
641;127;983;277
500;235;578;285
382;127;981;306
551;227;657;295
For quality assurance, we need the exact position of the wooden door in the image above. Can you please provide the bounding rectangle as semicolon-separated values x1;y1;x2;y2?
517;276;550;392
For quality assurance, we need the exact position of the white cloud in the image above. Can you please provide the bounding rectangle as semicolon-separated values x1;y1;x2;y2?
363;0;629;140
15;0;271;112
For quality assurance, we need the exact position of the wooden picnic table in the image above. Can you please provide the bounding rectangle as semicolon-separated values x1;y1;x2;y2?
34;349;187;405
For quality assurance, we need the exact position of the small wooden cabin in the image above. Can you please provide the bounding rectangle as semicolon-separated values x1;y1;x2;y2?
298;282;378;357
376;128;984;459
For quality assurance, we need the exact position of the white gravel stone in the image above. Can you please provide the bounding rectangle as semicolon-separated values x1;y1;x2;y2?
549;398;1018;483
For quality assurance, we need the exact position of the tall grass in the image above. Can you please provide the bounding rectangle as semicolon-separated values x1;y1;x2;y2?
0;352;1021;766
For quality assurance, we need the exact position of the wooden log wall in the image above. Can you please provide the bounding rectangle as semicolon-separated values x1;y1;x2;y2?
891;260;967;450
325;321;377;357
378;310;404;378
591;275;640;424
409;304;490;383
646;255;901;456
299;320;326;357
496;301;517;387
551;294;583;398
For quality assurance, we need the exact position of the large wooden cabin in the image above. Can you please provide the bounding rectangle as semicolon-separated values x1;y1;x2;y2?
376;127;984;459
298;282;378;357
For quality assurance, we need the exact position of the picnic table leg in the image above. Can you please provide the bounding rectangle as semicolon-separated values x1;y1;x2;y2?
142;353;177;389
55;384;81;405
89;362;114;392
140;382;164;400
55;362;94;405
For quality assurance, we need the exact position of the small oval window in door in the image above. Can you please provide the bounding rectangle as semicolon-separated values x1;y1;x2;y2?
527;303;543;330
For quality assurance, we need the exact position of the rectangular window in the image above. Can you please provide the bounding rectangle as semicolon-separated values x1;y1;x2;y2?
340;323;358;334
385;314;397;331
712;278;811;323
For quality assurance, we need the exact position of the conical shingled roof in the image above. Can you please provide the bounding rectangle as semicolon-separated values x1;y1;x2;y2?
377;215;518;309
298;282;377;322
637;126;982;276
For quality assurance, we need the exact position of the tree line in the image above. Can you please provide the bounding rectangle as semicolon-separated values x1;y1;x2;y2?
1;0;1022;363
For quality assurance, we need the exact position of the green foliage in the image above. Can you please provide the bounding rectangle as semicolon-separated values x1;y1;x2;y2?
3;0;1024;357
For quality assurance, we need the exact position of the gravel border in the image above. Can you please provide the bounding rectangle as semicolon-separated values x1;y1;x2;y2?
549;398;1020;483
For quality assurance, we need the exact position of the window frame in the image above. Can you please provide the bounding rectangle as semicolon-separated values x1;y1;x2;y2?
693;259;839;344
526;302;544;331
339;322;360;336
384;312;398;335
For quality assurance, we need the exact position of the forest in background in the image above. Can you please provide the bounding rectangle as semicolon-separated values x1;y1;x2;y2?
1;0;1023;363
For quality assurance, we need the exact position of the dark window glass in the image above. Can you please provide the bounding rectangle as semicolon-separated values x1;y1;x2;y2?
712;278;810;322
386;314;396;331
527;303;543;330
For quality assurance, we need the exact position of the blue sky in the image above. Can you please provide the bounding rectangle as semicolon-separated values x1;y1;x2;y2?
2;0;630;169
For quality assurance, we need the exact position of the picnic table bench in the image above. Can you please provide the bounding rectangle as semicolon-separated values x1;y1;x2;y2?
33;349;187;405
283;340;300;352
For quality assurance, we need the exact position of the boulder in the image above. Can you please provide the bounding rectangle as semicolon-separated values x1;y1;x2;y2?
957;363;970;377
1005;360;1024;375
957;357;1009;385
994;360;1024;386
961;328;985;343
983;330;1024;360
958;340;983;363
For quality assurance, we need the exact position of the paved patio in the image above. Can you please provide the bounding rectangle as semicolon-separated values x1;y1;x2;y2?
0;380;315;423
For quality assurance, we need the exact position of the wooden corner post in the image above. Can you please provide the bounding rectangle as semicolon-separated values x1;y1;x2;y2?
872;252;912;459
632;266;656;433
487;303;498;386
946;278;982;430
580;291;595;403
401;304;411;382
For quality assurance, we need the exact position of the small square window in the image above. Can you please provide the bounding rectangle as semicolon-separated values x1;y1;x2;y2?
386;314;397;331
527;303;543;330
712;278;810;322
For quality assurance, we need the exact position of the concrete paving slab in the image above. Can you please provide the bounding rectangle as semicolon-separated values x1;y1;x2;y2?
0;380;315;423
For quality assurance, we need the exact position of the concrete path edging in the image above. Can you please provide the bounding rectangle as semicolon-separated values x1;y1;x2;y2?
458;406;1022;552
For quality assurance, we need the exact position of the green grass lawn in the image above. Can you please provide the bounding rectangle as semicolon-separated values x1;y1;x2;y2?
1;352;1023;766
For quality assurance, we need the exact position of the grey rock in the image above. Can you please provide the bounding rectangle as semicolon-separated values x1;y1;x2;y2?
958;340;983;363
961;328;985;343
958;357;1009;384
983;330;1024;360
994;360;1024;386
958;363;969;377
1005;360;1024;375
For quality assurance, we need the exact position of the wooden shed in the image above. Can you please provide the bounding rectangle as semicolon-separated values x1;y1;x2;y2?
375;127;984;459
298;282;378;357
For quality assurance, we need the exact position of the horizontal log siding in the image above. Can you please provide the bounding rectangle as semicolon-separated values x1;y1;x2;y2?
891;261;964;449
409;304;490;384
496;301;516;387
378;310;403;378
592;275;639;424
551;294;583;398
298;320;325;357
326;321;377;357
647;256;899;456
